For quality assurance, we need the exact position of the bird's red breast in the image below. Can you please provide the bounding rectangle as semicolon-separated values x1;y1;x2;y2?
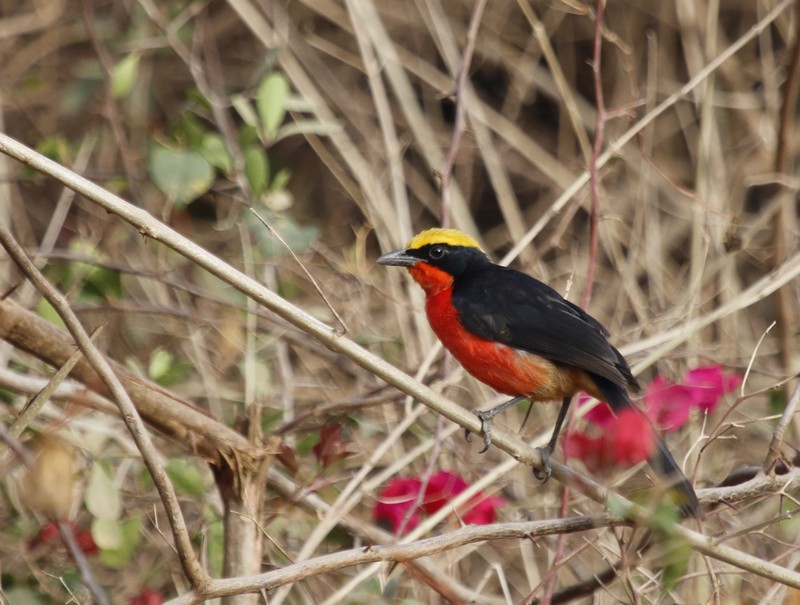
409;262;590;401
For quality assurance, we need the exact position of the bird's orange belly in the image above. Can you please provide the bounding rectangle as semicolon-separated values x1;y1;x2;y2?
425;289;584;401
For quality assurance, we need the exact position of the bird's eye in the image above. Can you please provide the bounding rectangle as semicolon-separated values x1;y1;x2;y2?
429;245;445;260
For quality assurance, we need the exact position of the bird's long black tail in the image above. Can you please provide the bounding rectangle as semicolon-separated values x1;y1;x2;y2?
650;436;701;517
592;375;701;518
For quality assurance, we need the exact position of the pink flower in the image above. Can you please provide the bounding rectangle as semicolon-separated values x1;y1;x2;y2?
564;409;655;472
374;478;422;534
566;365;742;472
563;431;609;473
683;365;742;412
129;590;164;605
462;493;506;525
610;409;656;466
577;393;615;426
421;471;469;515
643;376;695;433
374;472;504;532
422;471;504;525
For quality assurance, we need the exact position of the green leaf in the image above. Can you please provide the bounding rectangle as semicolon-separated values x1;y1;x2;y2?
2;587;44;605
81;266;122;302
769;388;786;414
36;298;66;329
148;348;174;383
91;517;123;550
244;145;269;198
172;112;206;148
269;168;292;193
85;462;122;520
166;457;209;498
206;519;224;577
232;94;259;128
99;515;142;568
660;536;691;592
111;54;140;99
199;133;233;174
149;145;214;208
256;72;290;138
253;214;318;259
36;136;72;164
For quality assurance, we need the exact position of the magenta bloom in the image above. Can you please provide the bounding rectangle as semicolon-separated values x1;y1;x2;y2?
643;376;695;433
421;471;469;515
374;478;422;534
565;364;743;473
577;393;615;426
422;471;504;525
611;409;656;466
683;364;742;412
563;430;609;473
374;472;503;532
564;408;655;472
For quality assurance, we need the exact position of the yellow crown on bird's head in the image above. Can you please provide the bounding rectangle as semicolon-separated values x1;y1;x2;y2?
406;228;482;251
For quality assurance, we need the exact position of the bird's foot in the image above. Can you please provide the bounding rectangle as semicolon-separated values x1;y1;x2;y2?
533;445;553;483
470;408;497;454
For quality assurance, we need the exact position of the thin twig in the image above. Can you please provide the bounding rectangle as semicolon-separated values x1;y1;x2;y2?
582;0;606;310
166;464;800;605
0;424;110;605
763;380;800;473
770;0;800;410
80;0;143;200
8;325;103;440
439;0;488;227
0;225;211;592
250;208;348;334
500;0;794;266
5;132;800;596
741;321;776;397
167;515;627;605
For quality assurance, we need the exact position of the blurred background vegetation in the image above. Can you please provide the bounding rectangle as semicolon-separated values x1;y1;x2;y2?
1;0;799;603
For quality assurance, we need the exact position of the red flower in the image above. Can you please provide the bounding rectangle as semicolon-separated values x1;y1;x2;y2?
74;528;100;556
643;376;695;433
28;521;98;556
683;365;742;412
564;409;655;472
579;365;743;436
566;365;741;473
463;493;506;525
420;471;469;515
610;409;656;466
374;472;503;533
374;478;422;534
563;431;608;473
422;471;504;525
577;393;614;426
129;590;164;605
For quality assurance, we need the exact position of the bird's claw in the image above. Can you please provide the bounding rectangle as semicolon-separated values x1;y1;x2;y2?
472;409;495;453
533;446;553;483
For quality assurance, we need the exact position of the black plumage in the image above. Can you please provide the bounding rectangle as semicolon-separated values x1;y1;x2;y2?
452;264;640;403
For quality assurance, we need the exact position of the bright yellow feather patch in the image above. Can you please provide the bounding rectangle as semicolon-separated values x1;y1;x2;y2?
406;228;482;251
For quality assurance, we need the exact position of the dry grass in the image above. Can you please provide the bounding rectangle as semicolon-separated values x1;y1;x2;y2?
1;0;799;603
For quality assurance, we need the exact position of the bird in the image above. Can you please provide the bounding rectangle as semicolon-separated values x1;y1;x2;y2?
378;227;700;517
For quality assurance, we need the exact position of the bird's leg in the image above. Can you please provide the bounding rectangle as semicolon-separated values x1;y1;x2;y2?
469;395;528;454
533;395;573;482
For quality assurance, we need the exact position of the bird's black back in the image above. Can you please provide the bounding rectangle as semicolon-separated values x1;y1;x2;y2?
451;263;639;394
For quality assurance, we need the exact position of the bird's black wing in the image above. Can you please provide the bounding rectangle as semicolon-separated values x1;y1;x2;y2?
452;265;638;391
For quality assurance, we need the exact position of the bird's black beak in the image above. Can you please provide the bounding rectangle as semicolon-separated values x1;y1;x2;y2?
377;249;418;267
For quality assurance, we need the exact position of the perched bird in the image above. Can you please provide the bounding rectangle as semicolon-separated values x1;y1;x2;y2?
378;227;700;516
